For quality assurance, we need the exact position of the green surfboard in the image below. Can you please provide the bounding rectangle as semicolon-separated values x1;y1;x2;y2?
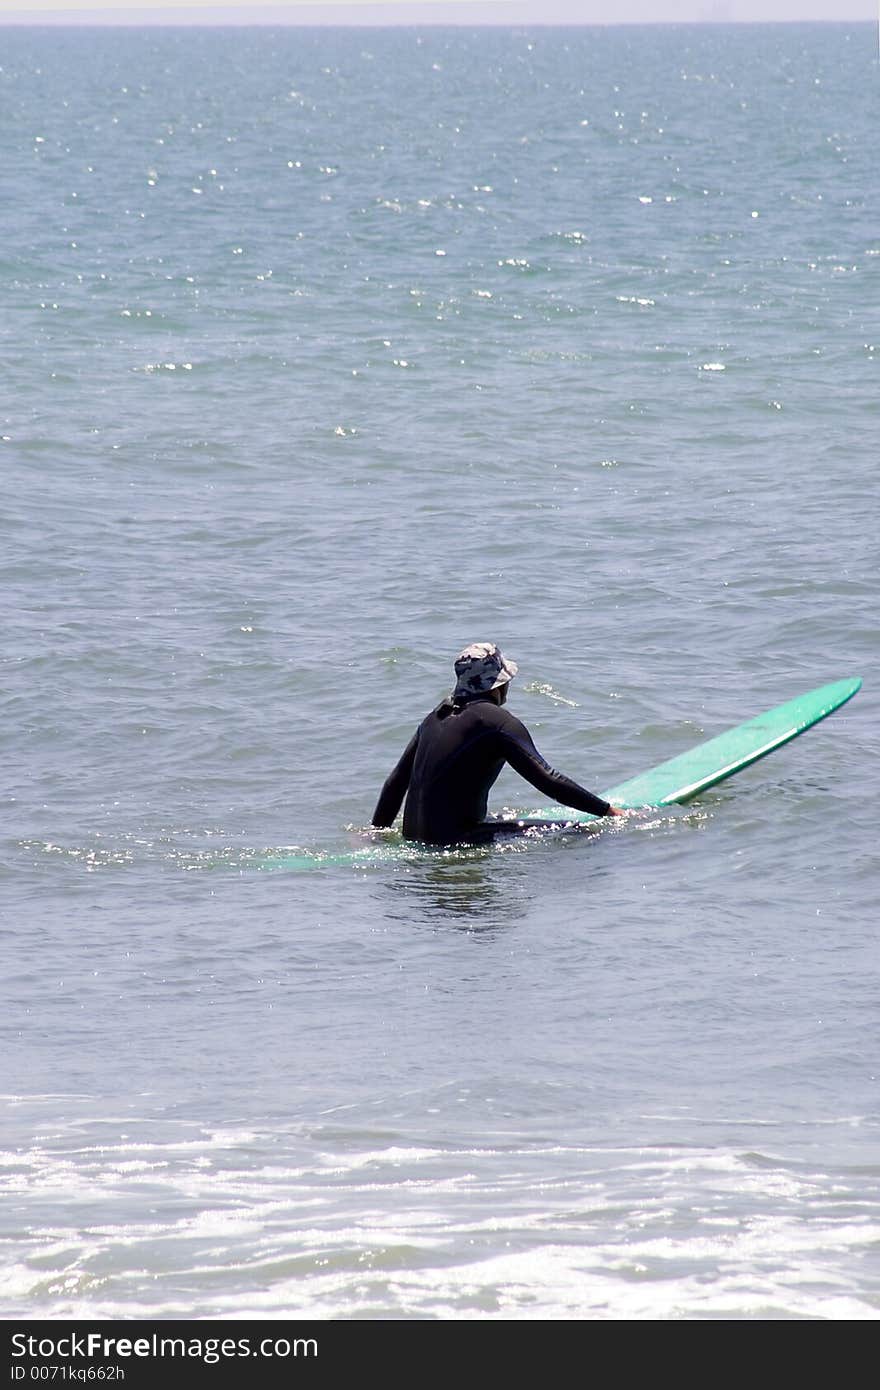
535;676;861;819
258;677;860;870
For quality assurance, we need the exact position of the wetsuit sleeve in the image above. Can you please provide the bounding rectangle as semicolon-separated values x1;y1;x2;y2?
371;730;419;828
498;714;612;817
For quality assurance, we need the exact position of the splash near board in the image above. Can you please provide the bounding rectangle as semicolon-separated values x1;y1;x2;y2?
260;677;860;870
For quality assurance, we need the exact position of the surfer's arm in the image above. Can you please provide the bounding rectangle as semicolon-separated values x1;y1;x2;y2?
498;718;613;817
371;731;419;828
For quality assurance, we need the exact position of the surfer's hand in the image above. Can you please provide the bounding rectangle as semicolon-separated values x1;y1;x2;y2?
607;806;625;817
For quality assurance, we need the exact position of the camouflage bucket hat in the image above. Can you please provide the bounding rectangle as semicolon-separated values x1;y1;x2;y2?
453;642;518;698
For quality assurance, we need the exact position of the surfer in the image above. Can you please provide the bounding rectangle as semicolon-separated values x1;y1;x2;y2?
372;642;623;845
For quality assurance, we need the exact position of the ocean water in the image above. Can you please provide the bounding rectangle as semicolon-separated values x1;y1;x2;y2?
2;22;878;1321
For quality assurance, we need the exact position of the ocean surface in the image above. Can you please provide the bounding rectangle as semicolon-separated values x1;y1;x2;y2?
2;21;878;1321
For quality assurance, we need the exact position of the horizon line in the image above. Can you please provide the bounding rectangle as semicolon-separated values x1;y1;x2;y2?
0;13;872;25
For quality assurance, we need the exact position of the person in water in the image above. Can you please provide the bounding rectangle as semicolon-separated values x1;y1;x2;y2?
372;642;623;845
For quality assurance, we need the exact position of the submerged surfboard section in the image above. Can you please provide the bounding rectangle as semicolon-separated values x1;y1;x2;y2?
260;677;861;869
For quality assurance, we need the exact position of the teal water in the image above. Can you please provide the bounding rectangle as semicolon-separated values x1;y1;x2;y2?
2;23;878;1319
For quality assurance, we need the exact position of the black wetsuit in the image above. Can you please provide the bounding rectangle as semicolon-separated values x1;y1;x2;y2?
372;694;612;845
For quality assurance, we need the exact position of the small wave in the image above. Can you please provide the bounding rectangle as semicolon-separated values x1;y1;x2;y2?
522;681;579;708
